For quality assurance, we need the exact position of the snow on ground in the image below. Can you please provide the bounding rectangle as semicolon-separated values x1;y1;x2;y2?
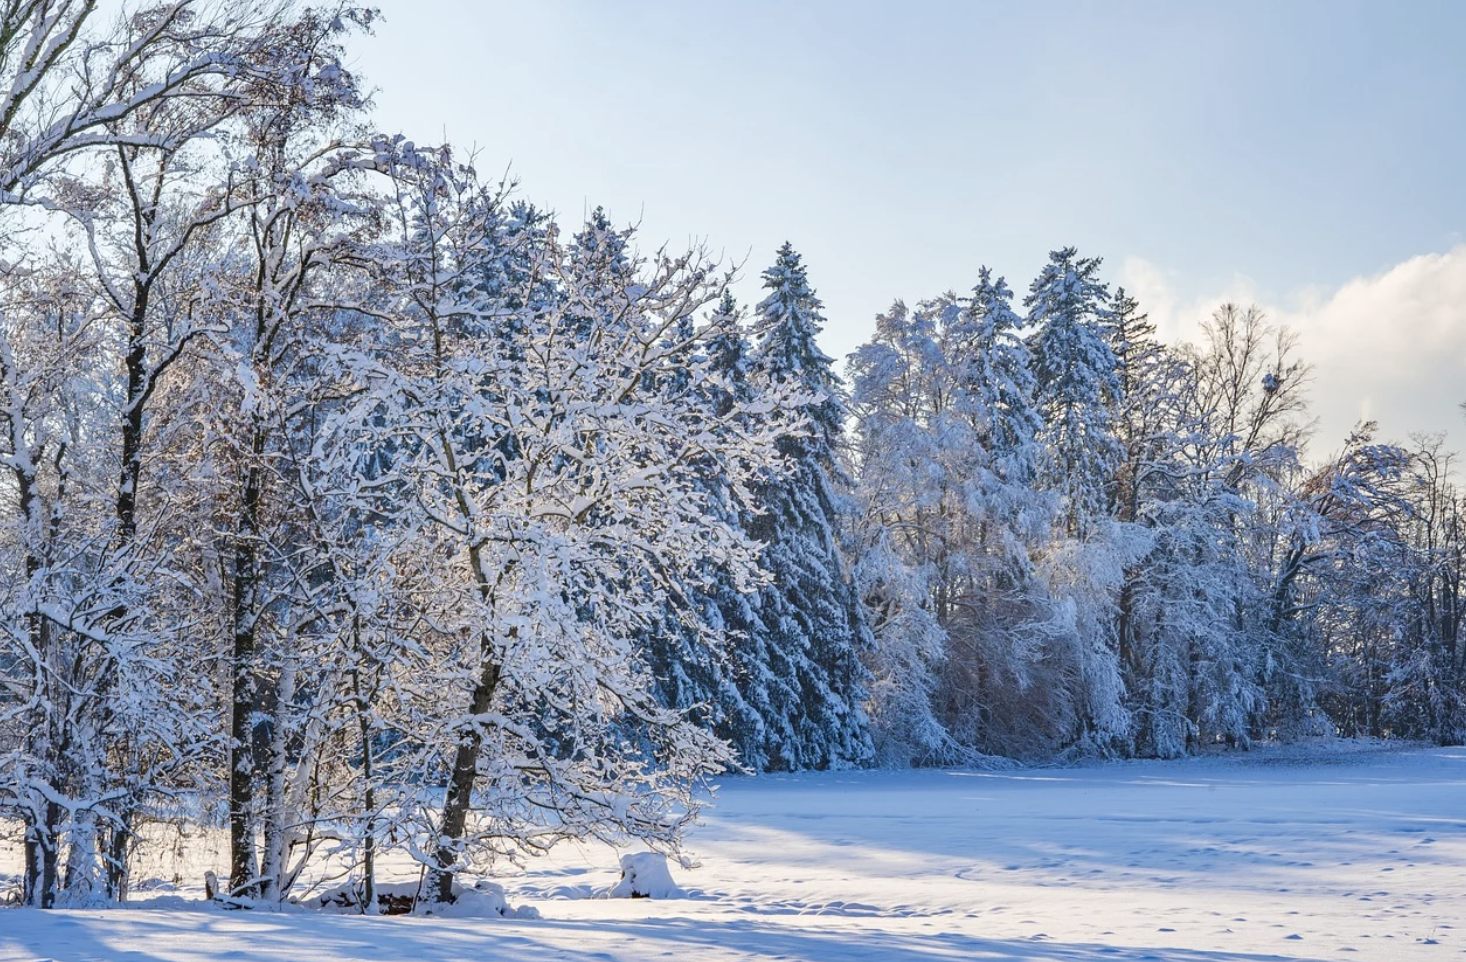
3;741;1464;961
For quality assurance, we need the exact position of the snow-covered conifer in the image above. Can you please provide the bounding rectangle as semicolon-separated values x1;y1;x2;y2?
743;243;874;771
1025;248;1122;536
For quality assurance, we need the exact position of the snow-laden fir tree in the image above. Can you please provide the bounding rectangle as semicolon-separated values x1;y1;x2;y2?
1023;248;1138;754
743;243;874;771
1025;248;1122;536
636;292;772;760
958;270;1046;486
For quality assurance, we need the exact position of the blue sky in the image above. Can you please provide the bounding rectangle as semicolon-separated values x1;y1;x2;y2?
354;1;1466;456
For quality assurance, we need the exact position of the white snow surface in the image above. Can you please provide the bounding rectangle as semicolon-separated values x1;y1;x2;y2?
3;741;1464;961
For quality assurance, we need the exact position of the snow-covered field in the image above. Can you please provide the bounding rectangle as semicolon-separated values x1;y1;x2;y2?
3;742;1463;961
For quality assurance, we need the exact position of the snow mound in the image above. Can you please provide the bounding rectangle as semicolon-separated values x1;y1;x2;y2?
420;880;539;920
608;852;683;899
313;879;538;919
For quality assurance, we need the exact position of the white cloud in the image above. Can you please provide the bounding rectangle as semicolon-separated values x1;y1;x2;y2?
1116;256;1258;346
1120;247;1466;462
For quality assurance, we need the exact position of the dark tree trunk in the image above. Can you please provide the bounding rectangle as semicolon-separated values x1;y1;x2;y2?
227;420;266;897
14;458;54;908
424;657;501;905
35;798;62;908
106;809;133;900
117;305;147;546
23;821;37;905
351;651;378;912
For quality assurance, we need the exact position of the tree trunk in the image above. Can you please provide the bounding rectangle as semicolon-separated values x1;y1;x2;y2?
117;305;147;545
424;657;501;905
23;819;38;906
33;798;62;908
105;808;133;901
351;650;378;914
259;621;297;903
227;420;266;897
359;723;377;914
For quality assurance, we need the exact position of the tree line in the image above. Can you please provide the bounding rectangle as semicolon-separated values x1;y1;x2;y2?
846;257;1462;765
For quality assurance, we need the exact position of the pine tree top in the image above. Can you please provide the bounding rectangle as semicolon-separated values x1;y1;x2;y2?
1024;246;1111;329
754;242;836;383
968;267;1023;336
707;290;750;380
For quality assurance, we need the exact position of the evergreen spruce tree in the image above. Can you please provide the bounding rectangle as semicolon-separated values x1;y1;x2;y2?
1026;247;1122;537
640;293;770;764
1025;248;1134;753
1103;286;1166;749
567;206;636;340
959;268;1044;486
1105;287;1161;522
745;244;874;770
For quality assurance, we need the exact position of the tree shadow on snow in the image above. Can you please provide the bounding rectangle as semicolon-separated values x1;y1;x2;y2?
0;910;1345;962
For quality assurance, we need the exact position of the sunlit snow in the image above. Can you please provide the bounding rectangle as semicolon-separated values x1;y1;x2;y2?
4;742;1461;961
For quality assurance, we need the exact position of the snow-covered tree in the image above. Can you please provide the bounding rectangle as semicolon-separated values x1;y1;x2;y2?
1026;247;1121;537
0;0;370;909
847;299;962;764
848;273;1068;761
637;292;767;757
1380;437;1466;744
743;243;873;771
363;151;798;902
